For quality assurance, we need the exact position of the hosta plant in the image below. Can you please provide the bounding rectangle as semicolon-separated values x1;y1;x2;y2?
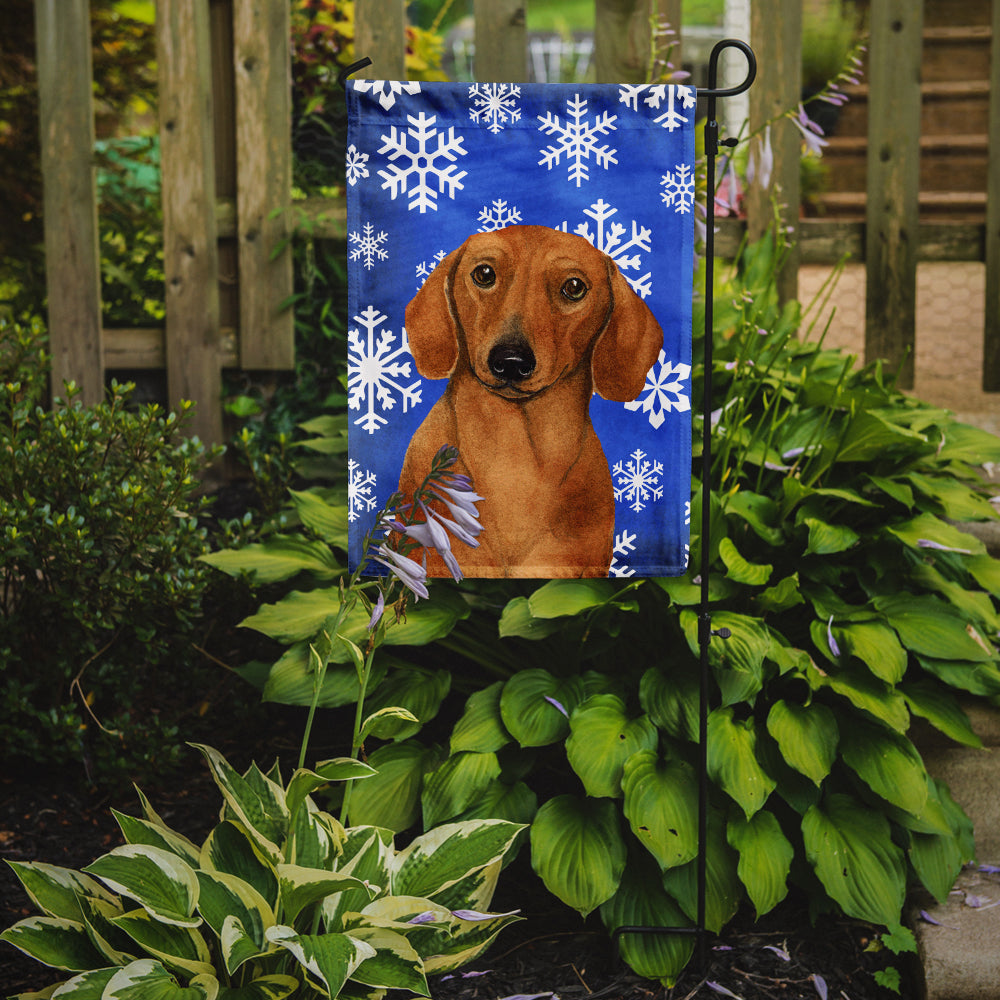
1;743;523;999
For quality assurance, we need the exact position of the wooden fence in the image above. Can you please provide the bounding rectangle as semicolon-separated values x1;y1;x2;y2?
33;0;1000;445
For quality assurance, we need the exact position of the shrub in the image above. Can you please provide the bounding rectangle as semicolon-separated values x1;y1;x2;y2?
0;317;220;783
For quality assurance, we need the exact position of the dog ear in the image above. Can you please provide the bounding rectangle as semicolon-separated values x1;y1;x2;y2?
405;244;464;379
591;258;664;402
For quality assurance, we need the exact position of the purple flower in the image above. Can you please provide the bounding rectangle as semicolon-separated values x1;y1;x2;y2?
407;911;438;925
451;908;520;921
917;538;973;554
747;124;774;191
544;695;569;718
373;544;429;600
827;615;841;658
791;104;828;156
812;974;828;1000
367;591;385;631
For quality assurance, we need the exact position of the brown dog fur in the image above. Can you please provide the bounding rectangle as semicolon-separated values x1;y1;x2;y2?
399;225;663;578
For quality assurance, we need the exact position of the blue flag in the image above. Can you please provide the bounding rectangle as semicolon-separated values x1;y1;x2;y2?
346;80;695;578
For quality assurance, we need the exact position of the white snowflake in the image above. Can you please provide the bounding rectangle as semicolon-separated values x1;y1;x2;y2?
557;199;653;299
618;84;696;131
478;199;522;232
469;83;521;133
609;530;637;578
378;112;469;213
614;449;664;513
661;163;695;214
537;93;617;187
625;350;692;429
347;459;378;523
348;222;388;270
345;144;370;186
348;305;422;435
353;79;421;110
416;250;448;290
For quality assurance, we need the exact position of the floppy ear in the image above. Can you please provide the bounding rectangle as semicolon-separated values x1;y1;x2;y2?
591;258;664;402
405;244;464;379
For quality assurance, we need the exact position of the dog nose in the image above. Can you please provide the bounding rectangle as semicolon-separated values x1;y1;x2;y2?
488;343;536;382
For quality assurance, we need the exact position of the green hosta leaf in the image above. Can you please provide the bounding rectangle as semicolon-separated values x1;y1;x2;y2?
802;793;906;926
450;682;511;754
103;959;218;1000
260;643;388;709
621;751;698;871
765;701;838;786
839;718;929;816
909;793;967;907
200;535;341;584
727;811;793;917
0;916;107;971
566;695;658;798
600;853;694;987
83;846;200;928
216;976;299;1000
112;812;201;868
195;871;273;974
5;862;118;922
322;830;393;931
111;909;214;978
453;779;538;827
835;410;927;463
423;906;522;975
906;473;998;522
967;553;1000;597
654;572;737;606
916;655;1000;697
901;680;982;748
347;740;442;832
38;966;117;998
874;594;995;662
527;579;618;617
866;474;914;509
265;926;375;997
346;926;428;994
530;795;626;917
277;865;374;925
681;610;770;706
808;661;910;732
285;759;376;822
360;706;421;743
362;667;451;740
421;751;502;828
911;562;1000;633
718;537;772;586
288;489;349;547
75;894;135;966
835;621;907;684
886;512;985;557
707;708;776;818
755;573;804;614
724;490;784;545
200;822;278;910
935;421;1000;464
803;517;859;556
497;597;564;639
639;664;699;742
499;670;584;747
393;820;524;901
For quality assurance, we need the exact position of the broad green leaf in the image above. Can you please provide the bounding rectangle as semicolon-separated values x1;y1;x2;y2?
112;813;201;868
322;830;393;930
599;854;694;987
346;926;428;994
707;708;776;818
276;865;373;925
802;794;906;926
936;421;1000;464
908;782;968;907
866;474;914;509
219;915;268;980
453;779;538;827
901;680;982;748
360;706;421;742
76;893;140;967
834;621;907;684
83;846;200;928
288;489;349;547
195;871;273;974
45;967;117;998
347;740;442;832
103;959;218;1000
874;594;995;662
621;751;698;871
497;597;565;639
727;811;793;917
423;906;522;974
916;655;1000;697
886;512;985;557
755;573;805;614
265;926;375;997
530;795;626;917
450;682;511;754
803;517;859;556
111;909;214;978
260;643;387;709
421;751;502;828
724;490;784;545
905;473;998;522
215;976;299;1000
681;610;770;706
5;862;117;923
835;410;927;463
499;670;584;747
967;553;1000;597
362;667;451;740
199;822;278;910
718;537;772;585
765;700;837;786
527;579;617;618
639;664;699;742
910;562;1000;633
566;695;658;798
285;760;375;823
654;572;738;606
200;536;341;584
0;916;107;972
839;719;928;817
807;660;910;732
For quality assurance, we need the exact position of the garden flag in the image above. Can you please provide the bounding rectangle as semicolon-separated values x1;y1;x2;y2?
346;80;696;578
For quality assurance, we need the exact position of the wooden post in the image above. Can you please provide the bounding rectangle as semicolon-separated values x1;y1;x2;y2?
983;0;1000;390
746;0;801;304
473;0;527;82
864;0;923;389
34;0;104;405
354;0;407;80
233;0;294;369
157;0;223;445
594;0;651;84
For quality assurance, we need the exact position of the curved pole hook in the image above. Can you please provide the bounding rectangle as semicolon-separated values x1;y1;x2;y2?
337;57;373;91
699;38;757;99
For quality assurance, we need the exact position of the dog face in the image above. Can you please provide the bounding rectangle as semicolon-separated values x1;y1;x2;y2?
406;226;663;402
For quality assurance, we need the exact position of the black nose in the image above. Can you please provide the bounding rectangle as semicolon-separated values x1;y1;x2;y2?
488;342;536;382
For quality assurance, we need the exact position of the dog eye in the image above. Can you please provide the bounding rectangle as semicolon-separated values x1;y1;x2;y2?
561;277;588;301
471;264;496;288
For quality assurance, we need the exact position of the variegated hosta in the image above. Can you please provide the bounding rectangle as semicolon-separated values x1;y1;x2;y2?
1;744;524;1000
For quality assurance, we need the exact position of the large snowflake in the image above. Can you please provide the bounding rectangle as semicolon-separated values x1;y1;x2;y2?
347;460;378;523
348;305;422;434
469;83;521;133
614;449;664;513
378;112;469;213
625;350;692;429
618;84;696;131
557;199;652;299
478;199;522;232
609;530;637;578
348;222;388;270
353;79;421;110
661;163;695;214
537;93;617;187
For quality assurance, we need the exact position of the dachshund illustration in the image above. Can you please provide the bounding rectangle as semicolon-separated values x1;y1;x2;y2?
399;225;663;578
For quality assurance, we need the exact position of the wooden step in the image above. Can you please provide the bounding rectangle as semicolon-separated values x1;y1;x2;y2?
922;25;993;83
813;190;987;222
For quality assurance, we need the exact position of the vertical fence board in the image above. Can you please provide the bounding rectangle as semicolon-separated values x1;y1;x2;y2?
864;0;923;389
594;0;650;84
157;0;223;445
656;0;683;77
746;0;801;301
233;0;294;369
474;0;527;82
34;0;103;404
983;0;1000;390
355;0;407;79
